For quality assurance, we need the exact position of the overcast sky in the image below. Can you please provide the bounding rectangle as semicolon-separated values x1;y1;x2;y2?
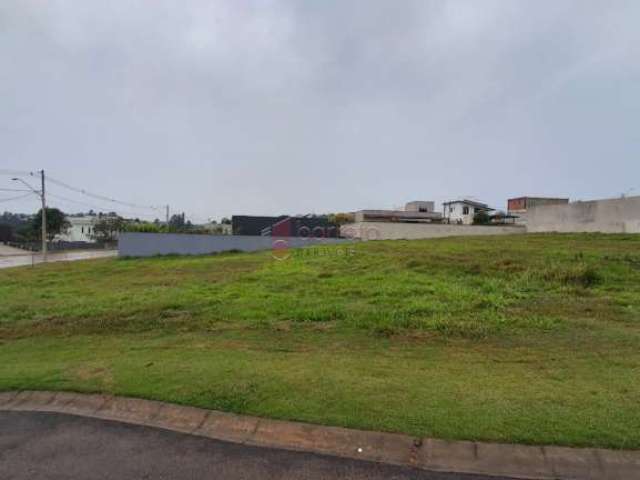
1;0;638;221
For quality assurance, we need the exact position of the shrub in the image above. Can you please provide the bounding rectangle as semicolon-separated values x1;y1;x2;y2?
543;263;603;288
473;211;492;225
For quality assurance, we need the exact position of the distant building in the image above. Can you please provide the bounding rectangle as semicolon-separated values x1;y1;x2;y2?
442;199;493;225
57;214;123;243
490;211;518;225
404;201;436;213
57;216;97;242
203;222;232;235
232;215;286;236
507;197;569;224
353;201;442;224
270;216;340;237
342;199;523;240
231;215;339;237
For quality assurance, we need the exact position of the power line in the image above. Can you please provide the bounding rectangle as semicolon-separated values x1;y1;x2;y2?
0;169;34;177
48;191;161;220
4;169;169;221
0;192;35;203
46;175;162;211
47;192;108;211
47;191;160;220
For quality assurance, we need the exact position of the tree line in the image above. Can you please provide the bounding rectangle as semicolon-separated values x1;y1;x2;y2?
0;208;230;245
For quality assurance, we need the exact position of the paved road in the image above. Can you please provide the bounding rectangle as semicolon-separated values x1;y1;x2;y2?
0;412;519;480
0;249;117;269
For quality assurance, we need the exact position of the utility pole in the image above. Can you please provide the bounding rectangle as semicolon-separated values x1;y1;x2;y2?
12;172;47;262
166;205;170;224
40;170;47;261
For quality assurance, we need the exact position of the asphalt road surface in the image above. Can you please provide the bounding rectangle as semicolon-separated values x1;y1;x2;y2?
0;411;521;480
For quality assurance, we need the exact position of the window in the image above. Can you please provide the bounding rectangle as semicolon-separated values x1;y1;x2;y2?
463;206;469;215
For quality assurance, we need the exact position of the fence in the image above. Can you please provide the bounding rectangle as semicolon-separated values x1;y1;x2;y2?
118;232;351;257
525;195;640;233
340;222;525;240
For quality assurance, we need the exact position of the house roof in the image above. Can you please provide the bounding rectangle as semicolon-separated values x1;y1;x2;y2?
442;199;493;211
67;216;96;226
508;196;569;202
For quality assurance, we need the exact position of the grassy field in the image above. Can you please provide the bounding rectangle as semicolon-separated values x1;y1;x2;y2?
1;233;640;448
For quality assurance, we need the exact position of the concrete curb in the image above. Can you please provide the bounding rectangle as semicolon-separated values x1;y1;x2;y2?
1;391;638;479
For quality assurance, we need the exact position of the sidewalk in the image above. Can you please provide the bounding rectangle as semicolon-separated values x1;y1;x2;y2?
0;249;117;269
0;244;30;256
1;391;638;480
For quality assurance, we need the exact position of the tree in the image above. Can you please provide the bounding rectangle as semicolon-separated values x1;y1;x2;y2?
327;212;354;225
0;211;31;229
220;217;231;225
0;224;13;243
125;221;166;233
16;223;37;242
168;213;186;230
91;216;125;243
31;208;70;241
0;212;30;243
473;210;492;225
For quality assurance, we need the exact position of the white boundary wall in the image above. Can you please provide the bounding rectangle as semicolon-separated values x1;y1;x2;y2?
525;195;640;233
340;222;525;240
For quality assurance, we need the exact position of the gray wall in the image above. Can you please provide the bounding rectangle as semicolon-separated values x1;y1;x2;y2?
340;222;525;240
526;195;640;233
119;232;350;257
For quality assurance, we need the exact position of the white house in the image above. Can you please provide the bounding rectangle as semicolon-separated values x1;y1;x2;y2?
203;222;232;235
57;216;97;242
442;200;493;225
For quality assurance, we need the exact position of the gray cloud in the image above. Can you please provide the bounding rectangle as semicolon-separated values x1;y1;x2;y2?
1;0;638;220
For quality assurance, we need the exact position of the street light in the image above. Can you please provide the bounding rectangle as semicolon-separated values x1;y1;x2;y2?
11;177;38;194
12;172;47;261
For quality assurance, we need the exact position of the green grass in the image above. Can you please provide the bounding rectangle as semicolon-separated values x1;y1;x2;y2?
1;233;640;448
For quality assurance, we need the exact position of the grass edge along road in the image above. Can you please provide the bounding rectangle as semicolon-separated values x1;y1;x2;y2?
1;233;640;449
